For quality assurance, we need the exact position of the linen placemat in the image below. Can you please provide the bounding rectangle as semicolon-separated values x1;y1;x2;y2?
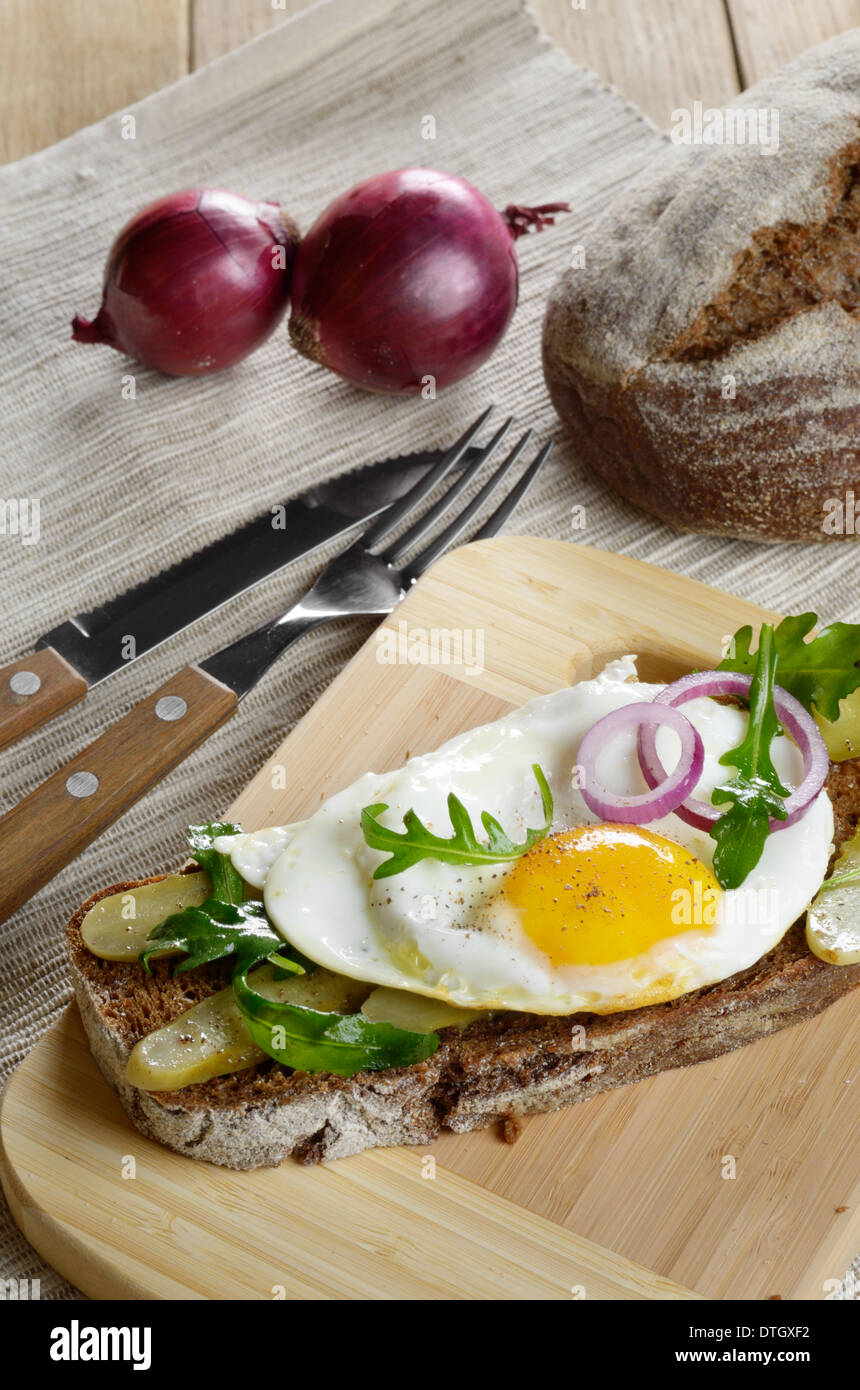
0;0;855;1298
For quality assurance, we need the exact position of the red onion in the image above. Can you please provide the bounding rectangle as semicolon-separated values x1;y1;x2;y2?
72;189;299;376
637;671;830;832
288;168;569;394
577;703;705;824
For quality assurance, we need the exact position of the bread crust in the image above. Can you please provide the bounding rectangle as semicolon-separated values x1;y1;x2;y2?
66;763;860;1169
542;32;860;543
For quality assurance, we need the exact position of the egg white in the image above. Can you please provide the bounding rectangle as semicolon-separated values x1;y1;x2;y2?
222;659;834;1015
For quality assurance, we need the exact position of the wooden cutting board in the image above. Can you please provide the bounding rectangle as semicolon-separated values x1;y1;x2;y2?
2;538;857;1300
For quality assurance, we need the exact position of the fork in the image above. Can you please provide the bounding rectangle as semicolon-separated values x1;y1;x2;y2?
0;408;551;925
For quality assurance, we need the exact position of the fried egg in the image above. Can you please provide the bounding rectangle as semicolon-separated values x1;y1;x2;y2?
219;659;833;1015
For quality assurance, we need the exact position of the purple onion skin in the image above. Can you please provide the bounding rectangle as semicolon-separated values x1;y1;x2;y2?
288;169;522;395
72;189;298;376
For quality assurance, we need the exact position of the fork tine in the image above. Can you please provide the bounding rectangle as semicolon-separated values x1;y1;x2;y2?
359;405;494;550
470;441;553;541
403;435;550;584
378;416;515;565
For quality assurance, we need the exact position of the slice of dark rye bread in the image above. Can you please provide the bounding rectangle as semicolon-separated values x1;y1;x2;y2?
66;760;860;1170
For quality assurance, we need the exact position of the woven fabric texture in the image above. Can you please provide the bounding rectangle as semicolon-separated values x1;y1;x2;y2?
0;0;855;1298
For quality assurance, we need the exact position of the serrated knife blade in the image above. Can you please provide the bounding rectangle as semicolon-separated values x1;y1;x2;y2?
0;405;528;924
0;442;476;751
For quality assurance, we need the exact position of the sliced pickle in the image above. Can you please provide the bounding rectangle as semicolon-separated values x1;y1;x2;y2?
806;827;860;965
361;986;487;1033
126;966;371;1091
81;871;211;960
815;689;860;762
126;986;261;1090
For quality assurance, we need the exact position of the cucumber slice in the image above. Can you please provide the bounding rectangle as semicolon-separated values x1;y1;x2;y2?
126;986;261;1090
815;688;860;762
361;987;487;1033
81;872;211;960
126;966;371;1091
806;828;860;965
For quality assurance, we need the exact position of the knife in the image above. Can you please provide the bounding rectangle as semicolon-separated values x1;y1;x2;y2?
0;409;526;925
0;443;477;752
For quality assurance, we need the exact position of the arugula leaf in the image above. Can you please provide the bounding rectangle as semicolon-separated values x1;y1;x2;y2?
139;818;441;1078
233;967;438;1077
141;821;311;977
361;764;553;880
719;613;860;722
140;897;306;977
710;625;789;889
186;822;246;904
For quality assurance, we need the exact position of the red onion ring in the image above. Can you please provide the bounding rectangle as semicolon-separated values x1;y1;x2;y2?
577;703;705;823
637;671;830;832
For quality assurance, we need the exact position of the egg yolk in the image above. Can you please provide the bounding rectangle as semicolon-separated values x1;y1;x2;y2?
502;824;721;966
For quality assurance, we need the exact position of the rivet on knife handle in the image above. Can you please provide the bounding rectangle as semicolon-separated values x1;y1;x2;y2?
0;648;89;752
0;666;237;926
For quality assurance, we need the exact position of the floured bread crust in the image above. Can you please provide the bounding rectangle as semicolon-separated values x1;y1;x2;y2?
66;761;860;1169
542;32;860;542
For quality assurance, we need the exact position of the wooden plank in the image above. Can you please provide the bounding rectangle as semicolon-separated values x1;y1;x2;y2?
191;0;312;68
11;0;855;171
0;0;187;164
428;990;860;1300
12;0;836;167
532;0;741;127
0;1006;700;1300
727;0;860;87
1;0;747;165
1;538;855;1298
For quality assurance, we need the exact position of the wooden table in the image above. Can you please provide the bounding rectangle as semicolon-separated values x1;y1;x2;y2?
2;0;858;165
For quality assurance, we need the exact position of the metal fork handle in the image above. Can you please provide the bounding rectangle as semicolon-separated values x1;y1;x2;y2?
199;613;328;698
200;544;400;698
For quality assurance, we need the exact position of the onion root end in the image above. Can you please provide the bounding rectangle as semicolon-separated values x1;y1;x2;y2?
288;313;327;366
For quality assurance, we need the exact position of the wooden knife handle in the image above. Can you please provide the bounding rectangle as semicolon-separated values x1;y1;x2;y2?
0;647;88;751
0;665;237;925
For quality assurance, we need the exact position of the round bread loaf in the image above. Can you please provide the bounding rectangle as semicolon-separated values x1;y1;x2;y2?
543;32;860;543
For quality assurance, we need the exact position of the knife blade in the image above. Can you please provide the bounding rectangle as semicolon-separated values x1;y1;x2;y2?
0;407;523;926
0;443;476;752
